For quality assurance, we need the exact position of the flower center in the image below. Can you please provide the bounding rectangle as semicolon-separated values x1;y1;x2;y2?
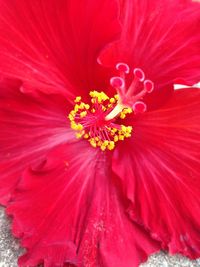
68;62;154;151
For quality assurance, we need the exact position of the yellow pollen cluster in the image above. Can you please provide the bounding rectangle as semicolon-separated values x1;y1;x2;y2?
68;91;133;151
120;107;132;119
90;91;109;103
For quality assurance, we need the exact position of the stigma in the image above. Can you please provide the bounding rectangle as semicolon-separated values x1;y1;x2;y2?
110;63;154;114
68;62;154;151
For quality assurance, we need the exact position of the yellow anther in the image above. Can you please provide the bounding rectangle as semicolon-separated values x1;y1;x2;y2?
85;104;90;110
70;110;76;116
126;126;132;133
114;94;119;100
68;114;74;121
114;136;119;142
90;139;97;148
84;133;89;139
107;141;115;150
110;98;115;104
119;135;124;141
80;111;87;118
76;132;83;139
89;91;109;104
121;125;127;132
77;124;83;131
91;108;95;113
79;103;85;109
70;121;78;130
97;140;102;146
123;108;131;114
125;133;131;138
100;92;109;101
120;113;126;119
89;92;94;97
101;145;106;151
103;140;109;146
74;104;80;112
74;96;81;103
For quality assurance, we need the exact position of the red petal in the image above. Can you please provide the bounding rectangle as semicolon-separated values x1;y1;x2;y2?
0;0;120;100
0;80;73;205
7;143;160;267
112;89;200;258
99;0;200;108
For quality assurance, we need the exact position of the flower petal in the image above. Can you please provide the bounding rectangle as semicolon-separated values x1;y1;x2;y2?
7;142;160;267
112;89;200;258
0;80;73;205
99;0;200;108
0;0;120;100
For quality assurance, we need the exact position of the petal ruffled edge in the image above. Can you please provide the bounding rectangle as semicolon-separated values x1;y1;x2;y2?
112;88;200;258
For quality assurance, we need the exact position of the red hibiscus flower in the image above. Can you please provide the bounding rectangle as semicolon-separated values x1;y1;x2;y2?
0;0;200;267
